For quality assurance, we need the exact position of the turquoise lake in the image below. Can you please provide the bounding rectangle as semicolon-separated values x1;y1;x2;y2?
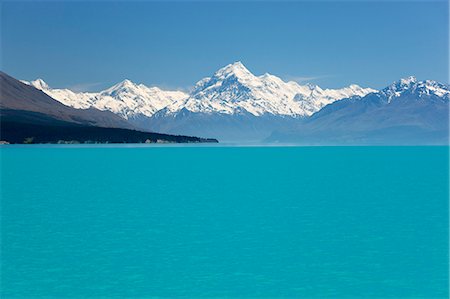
1;146;449;298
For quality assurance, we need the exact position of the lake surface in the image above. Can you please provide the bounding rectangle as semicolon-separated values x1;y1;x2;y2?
1;146;448;298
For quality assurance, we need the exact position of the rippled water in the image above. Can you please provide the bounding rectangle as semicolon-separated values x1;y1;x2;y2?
1;146;448;298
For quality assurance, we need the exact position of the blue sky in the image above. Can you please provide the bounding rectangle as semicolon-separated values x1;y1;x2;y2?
1;0;448;91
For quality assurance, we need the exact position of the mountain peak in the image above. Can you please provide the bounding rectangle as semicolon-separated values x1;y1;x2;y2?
399;76;417;85
31;78;49;90
118;79;136;88
229;61;246;69
214;61;253;79
306;83;319;90
385;76;418;93
382;76;449;101
104;79;139;95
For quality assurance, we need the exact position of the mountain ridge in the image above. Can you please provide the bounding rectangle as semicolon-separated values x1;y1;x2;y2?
1;72;218;144
24;61;376;120
18;63;448;144
2;71;135;129
22;78;188;120
267;77;449;145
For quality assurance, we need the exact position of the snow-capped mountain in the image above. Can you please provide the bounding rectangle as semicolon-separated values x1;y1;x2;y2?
24;62;449;143
24;62;375;122
268;77;450;145
145;62;376;141
22;79;188;120
4;74;135;130
380;76;450;102
23;79;97;110
164;61;376;117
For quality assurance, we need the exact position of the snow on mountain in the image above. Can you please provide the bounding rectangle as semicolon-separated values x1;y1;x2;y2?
267;77;450;145
24;62;375;122
165;61;376;117
94;80;188;119
23;79;96;110
20;69;447;143
381;76;450;102
23;79;188;119
27;78;49;90
293;83;376;115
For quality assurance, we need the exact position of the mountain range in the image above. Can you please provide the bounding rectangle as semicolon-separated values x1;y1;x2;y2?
0;72;218;144
18;62;450;144
24;62;377;141
268;76;449;145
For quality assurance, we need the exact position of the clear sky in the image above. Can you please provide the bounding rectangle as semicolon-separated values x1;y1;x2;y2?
1;0;448;91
